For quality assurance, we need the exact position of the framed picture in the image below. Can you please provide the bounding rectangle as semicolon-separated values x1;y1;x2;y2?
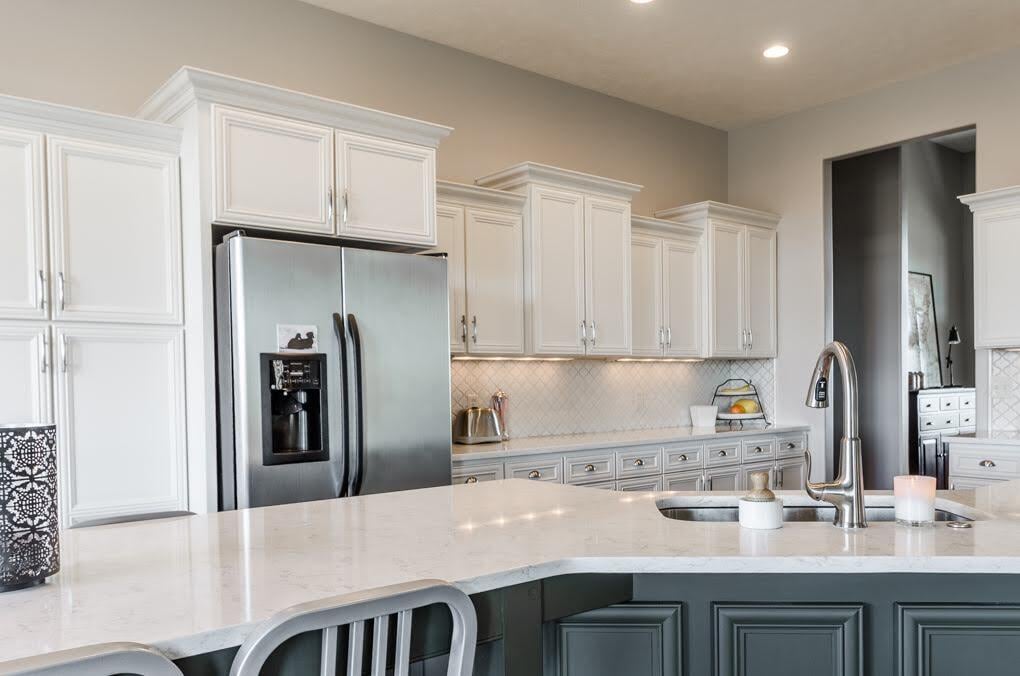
906;272;942;388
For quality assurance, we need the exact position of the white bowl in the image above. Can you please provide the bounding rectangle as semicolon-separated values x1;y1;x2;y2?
690;405;719;428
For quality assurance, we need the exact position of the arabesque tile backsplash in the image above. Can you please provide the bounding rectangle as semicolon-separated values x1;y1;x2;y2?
991;350;1020;431
451;359;776;438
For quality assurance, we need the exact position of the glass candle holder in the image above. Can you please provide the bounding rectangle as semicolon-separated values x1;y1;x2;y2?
894;475;936;527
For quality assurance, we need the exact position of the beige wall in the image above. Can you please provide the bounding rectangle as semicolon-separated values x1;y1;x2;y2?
729;47;1020;473
0;0;726;214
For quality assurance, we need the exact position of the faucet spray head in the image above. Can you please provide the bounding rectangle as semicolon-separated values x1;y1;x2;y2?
806;353;833;408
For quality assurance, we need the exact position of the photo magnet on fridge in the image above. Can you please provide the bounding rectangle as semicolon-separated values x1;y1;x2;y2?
277;324;319;352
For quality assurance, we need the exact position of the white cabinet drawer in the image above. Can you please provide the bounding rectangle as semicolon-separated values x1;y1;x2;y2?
616;447;663;478
939;395;959;411
741;437;776;462
705;441;741;467
950;476;1008;490
918;396;938;414
507;457;563;483
959;393;976;410
452;462;504;485
958;411;977;428
663;443;704;472
581;480;616;490
565;452;615;484
616;476;663;492
920;412;959;432
950;447;1020;480
776;433;807;458
663;470;703;492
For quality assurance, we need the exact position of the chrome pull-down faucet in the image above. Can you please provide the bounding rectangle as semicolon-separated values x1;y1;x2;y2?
803;341;867;529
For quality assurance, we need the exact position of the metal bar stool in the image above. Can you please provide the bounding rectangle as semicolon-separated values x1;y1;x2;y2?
0;642;183;676
229;579;477;676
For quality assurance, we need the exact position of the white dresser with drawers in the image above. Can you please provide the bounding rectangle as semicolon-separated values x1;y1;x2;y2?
910;387;976;488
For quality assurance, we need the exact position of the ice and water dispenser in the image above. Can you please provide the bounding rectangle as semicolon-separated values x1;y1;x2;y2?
260;354;329;465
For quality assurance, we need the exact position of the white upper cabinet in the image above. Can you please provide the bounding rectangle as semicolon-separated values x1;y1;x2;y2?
434;202;467;353
656;201;779;359
961;187;1020;348
336;132;436;246
477;163;641;356
213;106;334;234
0;127;46;319
433;181;526;355
0;322;51;424
48;136;182;324
585;196;632;355
54;324;187;528
630;216;705;358
630;233;664;357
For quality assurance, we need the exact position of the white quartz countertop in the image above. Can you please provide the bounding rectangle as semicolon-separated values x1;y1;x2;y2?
4;478;1020;663
452;424;810;461
943;430;1020;445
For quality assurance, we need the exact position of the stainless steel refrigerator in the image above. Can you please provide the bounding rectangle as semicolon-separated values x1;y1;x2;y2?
215;233;452;510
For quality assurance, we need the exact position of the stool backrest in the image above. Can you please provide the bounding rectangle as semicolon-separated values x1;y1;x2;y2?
230;579;477;676
0;642;183;676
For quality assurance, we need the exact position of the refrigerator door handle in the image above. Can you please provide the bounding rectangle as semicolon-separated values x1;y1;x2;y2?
346;313;367;497
332;312;351;498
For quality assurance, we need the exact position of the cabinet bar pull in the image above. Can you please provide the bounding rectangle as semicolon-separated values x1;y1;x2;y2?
59;334;67;372
327;186;334;224
580;320;588;347
41;333;49;373
666;326;672;349
590;321;597;348
471;316;478;344
777;469;785;485
342;189;349;225
658;326;664;349
460;315;468;344
979;460;996;468
57;272;66;311
748;329;753;350
37;270;46;310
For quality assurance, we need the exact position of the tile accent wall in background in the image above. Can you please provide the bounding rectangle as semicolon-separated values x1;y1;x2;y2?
991;350;1020;431
451;359;776;438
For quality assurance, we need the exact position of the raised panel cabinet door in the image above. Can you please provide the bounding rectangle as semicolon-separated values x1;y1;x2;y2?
775;457;805;490
584;196;632;355
739;461;777;491
464;208;525;354
897;605;1020;676
548;604;682;676
745;226;778;357
47;136;182;324
709;222;746;357
212;105;334;233
0;322;52;424
432;203;467;353
0;127;47;319
631;234;664;356
53;325;187;528
663;236;703;357
704;465;741;491
529;186;586;354
974;208;1020;347
336;131;436;246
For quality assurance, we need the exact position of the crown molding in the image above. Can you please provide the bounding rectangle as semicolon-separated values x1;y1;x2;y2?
437;180;526;212
137;67;453;148
631;214;703;240
655;200;780;229
475;162;642;200
959;186;1020;212
0;93;180;151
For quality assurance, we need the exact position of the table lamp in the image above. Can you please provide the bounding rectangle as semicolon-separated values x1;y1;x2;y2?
945;325;961;388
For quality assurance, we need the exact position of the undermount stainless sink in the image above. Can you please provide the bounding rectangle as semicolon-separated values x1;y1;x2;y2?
659;504;973;523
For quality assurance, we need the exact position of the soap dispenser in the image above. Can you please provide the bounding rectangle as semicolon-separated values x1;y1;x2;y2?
738;471;783;529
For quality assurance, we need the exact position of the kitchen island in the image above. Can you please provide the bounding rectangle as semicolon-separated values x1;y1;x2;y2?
4;479;1020;675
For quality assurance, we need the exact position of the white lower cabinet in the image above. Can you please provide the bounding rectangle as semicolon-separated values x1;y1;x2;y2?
739;461;776;490
775;456;806;490
663;470;702;492
616;476;663;492
452;462;504;485
704;465;741;491
54;325;187;528
0;322;51;424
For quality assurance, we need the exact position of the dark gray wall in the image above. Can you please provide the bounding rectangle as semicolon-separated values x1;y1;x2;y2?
902;141;976;387
832;147;904;488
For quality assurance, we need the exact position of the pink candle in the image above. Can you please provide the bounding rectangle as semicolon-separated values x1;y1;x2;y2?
894;475;936;525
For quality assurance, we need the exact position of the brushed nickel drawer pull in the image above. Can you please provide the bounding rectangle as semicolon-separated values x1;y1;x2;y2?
679;454;688;462
584;464;596;472
753;446;764;454
786;442;796;449
464;476;478;484
527;470;541;479
980;460;996;468
633;458;645;467
717;450;728;457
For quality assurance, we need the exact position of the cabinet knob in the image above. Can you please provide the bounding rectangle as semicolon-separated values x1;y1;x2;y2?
464;476;478;484
584;464;596;472
527;470;541;479
633;458;645;467
980;460;997;468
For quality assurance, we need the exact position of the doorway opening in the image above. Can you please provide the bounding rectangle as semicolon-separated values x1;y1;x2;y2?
827;128;975;489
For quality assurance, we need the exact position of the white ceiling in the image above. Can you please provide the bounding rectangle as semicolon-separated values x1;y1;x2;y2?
299;0;1020;129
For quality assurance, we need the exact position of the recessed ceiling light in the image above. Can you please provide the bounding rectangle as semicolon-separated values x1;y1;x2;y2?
763;44;790;59
630;0;654;4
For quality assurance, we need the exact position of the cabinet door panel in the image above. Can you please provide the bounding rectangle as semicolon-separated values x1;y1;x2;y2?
746;226;778;357
704;465;741;491
709;222;745;357
663;237;702;357
585;196;631;355
465;208;525;354
775;457;805;490
631;234;663;356
213;106;334;233
974;209;1020;347
48;137;182;323
0;322;51;424
432;203;466;353
898;605;1020;676
549;604;682;676
54;325;187;528
337;131;435;246
0;127;46;319
529;186;585;354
